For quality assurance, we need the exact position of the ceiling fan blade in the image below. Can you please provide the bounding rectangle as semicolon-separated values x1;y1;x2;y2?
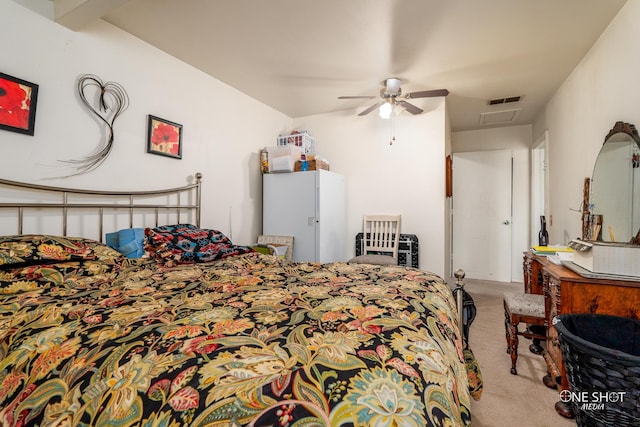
399;100;423;115
358;102;384;116
338;95;377;99
406;89;449;99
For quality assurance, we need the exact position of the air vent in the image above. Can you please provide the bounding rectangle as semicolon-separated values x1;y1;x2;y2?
480;109;521;125
488;96;522;106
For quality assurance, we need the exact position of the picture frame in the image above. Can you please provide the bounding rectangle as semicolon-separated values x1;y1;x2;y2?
0;72;39;136
147;115;182;159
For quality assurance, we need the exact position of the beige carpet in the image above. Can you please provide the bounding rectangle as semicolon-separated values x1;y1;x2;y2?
454;278;576;427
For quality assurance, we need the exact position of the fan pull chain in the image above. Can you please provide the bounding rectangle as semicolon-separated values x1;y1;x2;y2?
389;114;396;145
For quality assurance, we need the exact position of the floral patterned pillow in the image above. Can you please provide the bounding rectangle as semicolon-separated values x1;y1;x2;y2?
144;224;254;267
81;239;127;263
0;235;100;269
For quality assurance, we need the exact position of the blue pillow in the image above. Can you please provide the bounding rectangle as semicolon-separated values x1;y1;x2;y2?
105;231;120;250
105;228;145;258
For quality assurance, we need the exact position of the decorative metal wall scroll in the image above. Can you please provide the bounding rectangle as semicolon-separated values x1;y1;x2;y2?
60;74;129;175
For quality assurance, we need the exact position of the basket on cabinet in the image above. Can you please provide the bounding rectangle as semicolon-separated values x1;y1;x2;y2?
277;132;316;155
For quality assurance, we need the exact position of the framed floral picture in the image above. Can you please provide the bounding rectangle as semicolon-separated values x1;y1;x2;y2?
147;115;182;159
0;72;39;136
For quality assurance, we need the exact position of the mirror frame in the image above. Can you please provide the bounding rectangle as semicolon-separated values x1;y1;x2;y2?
604;121;640;146
585;121;640;243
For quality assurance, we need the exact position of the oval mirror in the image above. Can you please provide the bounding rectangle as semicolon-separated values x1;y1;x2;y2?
590;122;640;243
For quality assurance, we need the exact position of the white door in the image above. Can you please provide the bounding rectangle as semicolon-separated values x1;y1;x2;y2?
452;150;512;282
317;171;346;263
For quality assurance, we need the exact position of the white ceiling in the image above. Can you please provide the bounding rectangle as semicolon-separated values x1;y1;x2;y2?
34;0;628;131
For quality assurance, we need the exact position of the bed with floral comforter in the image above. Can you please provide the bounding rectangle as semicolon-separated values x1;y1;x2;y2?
0;231;482;427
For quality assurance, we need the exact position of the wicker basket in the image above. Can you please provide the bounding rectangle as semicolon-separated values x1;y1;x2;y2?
554;314;640;427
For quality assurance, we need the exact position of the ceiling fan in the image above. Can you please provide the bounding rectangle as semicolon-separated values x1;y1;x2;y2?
339;78;449;117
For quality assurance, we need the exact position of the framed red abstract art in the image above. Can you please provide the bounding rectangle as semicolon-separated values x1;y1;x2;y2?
147;115;182;159
0;72;39;136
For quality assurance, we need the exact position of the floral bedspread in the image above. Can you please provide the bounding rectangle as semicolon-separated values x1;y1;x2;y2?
0;238;481;426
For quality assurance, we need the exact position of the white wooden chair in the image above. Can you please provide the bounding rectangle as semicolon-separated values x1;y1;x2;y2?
349;214;401;266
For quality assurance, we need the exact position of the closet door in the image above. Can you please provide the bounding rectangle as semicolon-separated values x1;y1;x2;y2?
452;150;512;282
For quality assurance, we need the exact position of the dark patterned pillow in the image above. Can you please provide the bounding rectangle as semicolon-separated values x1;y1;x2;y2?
0;235;99;269
144;224;253;267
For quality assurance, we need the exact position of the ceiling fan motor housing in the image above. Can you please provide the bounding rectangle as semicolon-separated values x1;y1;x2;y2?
380;89;399;103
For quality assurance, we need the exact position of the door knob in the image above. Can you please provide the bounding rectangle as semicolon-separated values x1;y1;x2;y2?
503;220;511;225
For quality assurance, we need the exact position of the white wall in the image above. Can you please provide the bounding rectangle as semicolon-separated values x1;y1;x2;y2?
533;0;640;244
293;98;449;277
452;124;532;282
2;2;451;276
0;2;291;245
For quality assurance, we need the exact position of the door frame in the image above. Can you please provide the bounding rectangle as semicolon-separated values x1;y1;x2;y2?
531;131;549;245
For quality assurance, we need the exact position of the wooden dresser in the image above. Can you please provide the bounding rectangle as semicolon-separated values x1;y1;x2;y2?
523;251;640;418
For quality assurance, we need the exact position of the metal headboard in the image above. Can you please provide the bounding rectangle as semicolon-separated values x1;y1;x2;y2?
0;173;202;241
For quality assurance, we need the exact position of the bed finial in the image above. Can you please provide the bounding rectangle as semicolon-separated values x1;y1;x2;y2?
195;172;202;227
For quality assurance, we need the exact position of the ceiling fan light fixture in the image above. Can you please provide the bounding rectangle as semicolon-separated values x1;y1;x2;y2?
379;102;393;119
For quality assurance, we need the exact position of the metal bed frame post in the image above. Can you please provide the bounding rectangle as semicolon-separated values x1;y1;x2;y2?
129;195;134;228
18;207;23;234
63;192;68;236
176;192;181;225
195;172;202;227
453;268;467;347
